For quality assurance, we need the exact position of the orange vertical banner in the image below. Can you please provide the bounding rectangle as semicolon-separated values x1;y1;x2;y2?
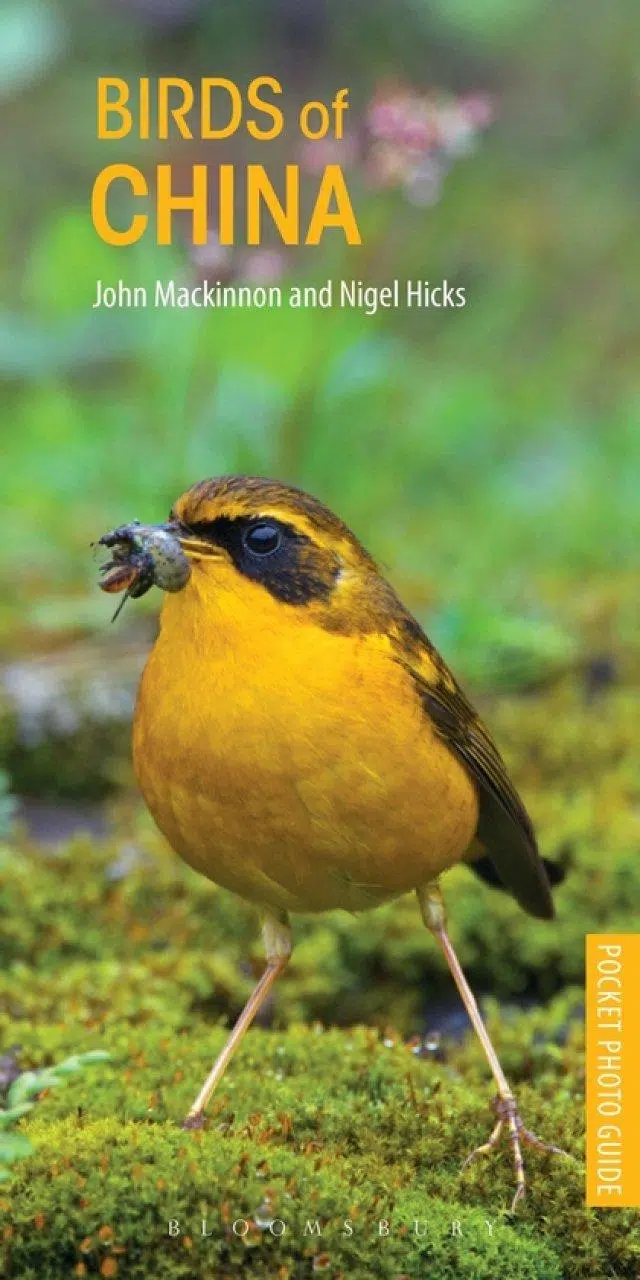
586;934;640;1207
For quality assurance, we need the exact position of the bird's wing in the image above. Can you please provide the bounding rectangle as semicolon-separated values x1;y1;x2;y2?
390;621;554;920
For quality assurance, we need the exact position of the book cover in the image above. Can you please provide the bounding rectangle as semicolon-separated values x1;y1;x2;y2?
0;1;637;1277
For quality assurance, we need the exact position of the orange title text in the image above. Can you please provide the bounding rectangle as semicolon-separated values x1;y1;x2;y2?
91;77;361;248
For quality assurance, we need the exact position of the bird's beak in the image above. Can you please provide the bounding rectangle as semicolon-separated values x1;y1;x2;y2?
170;524;220;560
170;525;230;568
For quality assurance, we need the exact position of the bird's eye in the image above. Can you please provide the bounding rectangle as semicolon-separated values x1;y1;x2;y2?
243;522;283;556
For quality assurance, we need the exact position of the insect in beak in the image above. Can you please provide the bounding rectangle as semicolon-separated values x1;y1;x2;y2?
95;521;192;621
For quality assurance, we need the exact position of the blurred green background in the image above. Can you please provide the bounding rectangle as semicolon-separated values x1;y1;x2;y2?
1;0;638;667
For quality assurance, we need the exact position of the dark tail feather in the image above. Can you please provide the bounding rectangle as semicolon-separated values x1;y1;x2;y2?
471;854;566;893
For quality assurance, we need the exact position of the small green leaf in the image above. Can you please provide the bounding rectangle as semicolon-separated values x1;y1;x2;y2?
7;1071;41;1107
49;1061;82;1078
0;1131;34;1163
7;1054;113;1106
0;1103;34;1128
52;1051;112;1076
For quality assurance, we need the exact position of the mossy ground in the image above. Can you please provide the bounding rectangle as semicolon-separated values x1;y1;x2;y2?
2;1006;639;1279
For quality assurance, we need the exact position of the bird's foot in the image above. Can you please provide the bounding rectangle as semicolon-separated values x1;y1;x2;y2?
181;1110;206;1130
461;1093;570;1212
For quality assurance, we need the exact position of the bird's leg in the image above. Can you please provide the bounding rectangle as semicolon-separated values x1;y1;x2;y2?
417;884;569;1211
182;911;292;1130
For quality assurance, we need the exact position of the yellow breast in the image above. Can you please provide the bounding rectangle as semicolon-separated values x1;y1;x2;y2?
133;559;478;914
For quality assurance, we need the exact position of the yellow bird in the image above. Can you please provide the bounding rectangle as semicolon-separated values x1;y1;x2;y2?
98;474;568;1210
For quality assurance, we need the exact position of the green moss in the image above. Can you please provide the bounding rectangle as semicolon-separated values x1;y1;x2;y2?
1;1016;637;1279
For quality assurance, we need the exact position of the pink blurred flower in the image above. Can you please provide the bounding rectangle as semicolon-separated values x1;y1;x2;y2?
191;229;234;275
240;249;286;285
364;84;495;204
298;135;359;175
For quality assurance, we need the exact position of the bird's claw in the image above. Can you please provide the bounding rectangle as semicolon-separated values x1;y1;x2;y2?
461;1093;571;1212
181;1110;206;1130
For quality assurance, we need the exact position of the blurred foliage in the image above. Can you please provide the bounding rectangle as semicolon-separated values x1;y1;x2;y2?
0;1;66;100
0;771;18;837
